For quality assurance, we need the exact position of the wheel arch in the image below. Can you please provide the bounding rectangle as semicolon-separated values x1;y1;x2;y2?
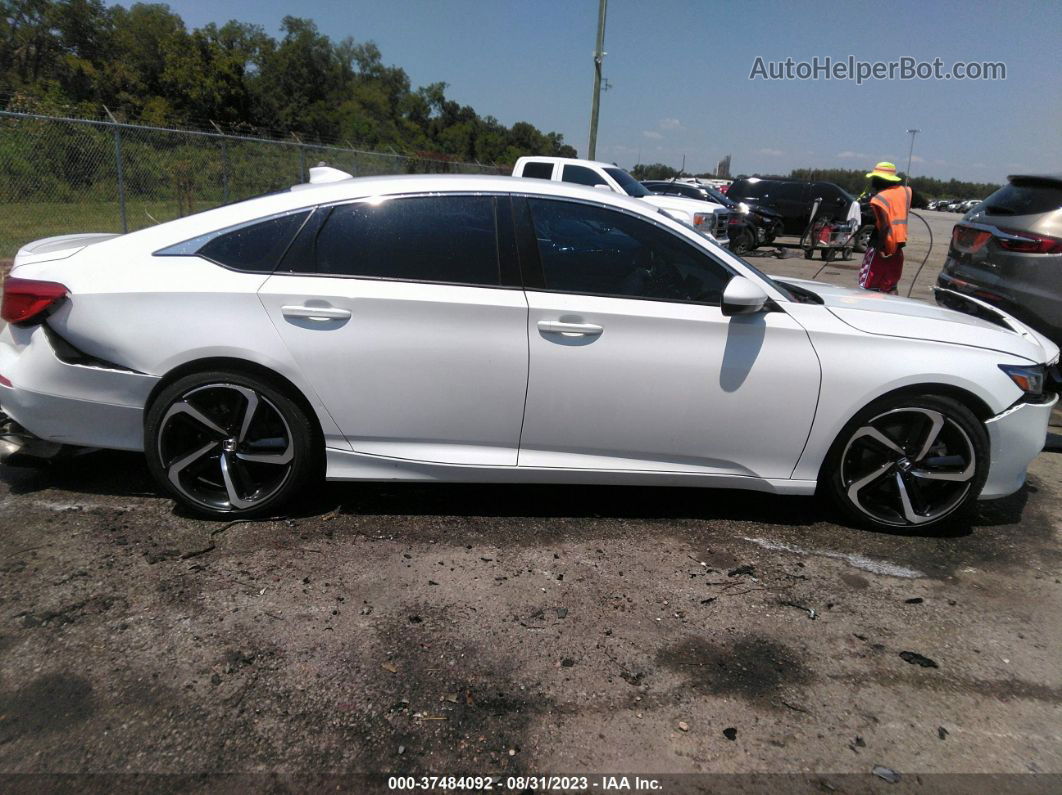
144;356;327;450
814;381;994;488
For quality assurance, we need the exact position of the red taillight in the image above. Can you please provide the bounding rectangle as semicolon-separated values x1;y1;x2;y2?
994;228;1062;254
951;224;991;253
1;278;69;325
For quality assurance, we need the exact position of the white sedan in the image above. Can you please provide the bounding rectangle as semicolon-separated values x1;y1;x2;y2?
1;170;1057;530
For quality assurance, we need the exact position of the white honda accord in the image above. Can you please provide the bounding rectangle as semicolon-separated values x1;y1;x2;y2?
1;170;1057;529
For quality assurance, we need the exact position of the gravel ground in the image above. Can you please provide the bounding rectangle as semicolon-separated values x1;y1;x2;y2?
2;213;1061;792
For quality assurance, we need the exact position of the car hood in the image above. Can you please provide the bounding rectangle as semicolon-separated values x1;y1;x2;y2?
641;194;725;215
776;277;1059;364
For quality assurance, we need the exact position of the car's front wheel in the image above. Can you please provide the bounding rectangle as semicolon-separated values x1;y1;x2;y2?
145;371;318;518
823;394;989;531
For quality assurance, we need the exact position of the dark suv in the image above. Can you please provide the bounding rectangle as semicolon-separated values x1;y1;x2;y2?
937;173;1062;345
726;178;856;236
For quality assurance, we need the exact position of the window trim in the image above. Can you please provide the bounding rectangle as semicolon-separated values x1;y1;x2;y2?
153;208;315;274
273;191;524;291
515;194;738;308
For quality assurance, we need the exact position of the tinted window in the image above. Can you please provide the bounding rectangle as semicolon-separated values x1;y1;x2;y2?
521;161;555;180
775;182;807;201
731;180;770;200
527;198;731;303
604;168;651;197
983;181;1062;216
646;182;703;201
191;210;310;272
562;165;608;188
307;196;500;286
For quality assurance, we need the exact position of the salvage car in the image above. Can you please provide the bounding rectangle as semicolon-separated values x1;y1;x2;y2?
1;170;1057;530
937;173;1062;345
641;180;782;254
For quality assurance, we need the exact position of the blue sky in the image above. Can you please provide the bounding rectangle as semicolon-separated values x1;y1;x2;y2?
131;0;1061;182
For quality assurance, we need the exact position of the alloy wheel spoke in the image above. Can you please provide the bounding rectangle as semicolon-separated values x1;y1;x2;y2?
162;401;228;438
894;471;934;525
846;460;894;503
850;426;906;457
167;441;217;488
911;464;974;482
914;410;945;462
219;452;255;510
234;388;260;443
235;446;293;465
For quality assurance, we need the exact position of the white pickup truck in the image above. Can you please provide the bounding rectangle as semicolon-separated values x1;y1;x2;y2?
512;156;730;245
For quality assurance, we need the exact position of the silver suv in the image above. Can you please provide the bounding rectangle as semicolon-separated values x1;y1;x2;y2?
937;173;1062;345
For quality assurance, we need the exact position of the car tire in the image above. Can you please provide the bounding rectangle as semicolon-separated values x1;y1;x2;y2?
731;228;756;255
822;394;989;532
145;370;319;518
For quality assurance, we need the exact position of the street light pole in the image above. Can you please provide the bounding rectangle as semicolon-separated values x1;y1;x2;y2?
587;0;608;160
905;128;920;184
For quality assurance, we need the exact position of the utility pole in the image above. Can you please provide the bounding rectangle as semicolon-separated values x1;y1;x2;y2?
905;128;920;184
587;0;608;160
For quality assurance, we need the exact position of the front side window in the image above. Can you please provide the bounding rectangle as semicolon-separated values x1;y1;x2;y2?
562;165;609;188
527;198;731;304
301;195;500;286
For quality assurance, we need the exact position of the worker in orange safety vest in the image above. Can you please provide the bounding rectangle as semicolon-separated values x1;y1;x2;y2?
858;161;912;294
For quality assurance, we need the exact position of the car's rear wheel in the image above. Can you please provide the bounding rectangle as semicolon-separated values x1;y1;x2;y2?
823;394;989;531
145;371;318;518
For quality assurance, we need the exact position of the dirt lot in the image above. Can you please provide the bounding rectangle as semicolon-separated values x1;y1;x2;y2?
2;216;1061;793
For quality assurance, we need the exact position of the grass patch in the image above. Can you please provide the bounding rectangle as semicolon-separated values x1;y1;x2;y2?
1;200;225;258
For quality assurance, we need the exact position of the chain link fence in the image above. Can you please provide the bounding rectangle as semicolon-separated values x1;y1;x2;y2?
0;111;506;260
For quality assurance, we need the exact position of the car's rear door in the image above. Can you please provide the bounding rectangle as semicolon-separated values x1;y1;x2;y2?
258;193;529;466
514;196;820;477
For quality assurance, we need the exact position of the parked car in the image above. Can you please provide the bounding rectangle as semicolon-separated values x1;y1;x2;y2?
512;157;730;244
937;173;1062;345
725;178;857;237
1;170;1057;530
641;180;782;254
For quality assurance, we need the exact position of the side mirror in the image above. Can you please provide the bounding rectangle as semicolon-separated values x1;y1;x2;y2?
721;276;769;316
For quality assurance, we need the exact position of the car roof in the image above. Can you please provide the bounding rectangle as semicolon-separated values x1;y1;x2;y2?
1008;173;1062;187
125;173;662;247
514;155;623;170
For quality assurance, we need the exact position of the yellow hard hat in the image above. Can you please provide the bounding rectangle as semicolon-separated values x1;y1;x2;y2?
866;161;903;182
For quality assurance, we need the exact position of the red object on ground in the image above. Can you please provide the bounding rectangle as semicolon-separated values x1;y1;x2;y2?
858;247;904;293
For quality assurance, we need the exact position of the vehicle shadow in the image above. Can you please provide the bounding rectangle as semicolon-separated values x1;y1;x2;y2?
0;448;1041;544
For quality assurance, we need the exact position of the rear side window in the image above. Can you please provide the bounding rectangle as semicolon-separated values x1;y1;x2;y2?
983;181;1062;216
527;198;731;304
562;165;608;187
197;211;310;272
300;196;500;286
521;161;555;180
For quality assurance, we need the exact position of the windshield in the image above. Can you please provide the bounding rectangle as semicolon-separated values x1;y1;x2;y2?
705;186;736;208
605;167;651;198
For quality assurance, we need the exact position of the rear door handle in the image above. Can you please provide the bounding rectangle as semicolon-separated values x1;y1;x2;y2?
537;320;603;336
281;305;351;321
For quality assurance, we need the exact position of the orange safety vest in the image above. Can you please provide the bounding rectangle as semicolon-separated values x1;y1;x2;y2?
870;185;911;255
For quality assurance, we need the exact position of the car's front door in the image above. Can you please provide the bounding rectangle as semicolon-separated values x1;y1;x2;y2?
258;194;528;466
515;197;820;478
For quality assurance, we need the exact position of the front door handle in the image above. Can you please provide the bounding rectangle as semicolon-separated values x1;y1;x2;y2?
537;320;603;336
281;305;351;321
